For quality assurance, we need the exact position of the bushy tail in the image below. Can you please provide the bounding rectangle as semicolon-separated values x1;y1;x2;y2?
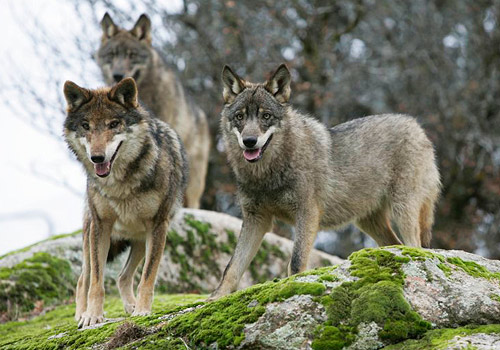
107;239;131;262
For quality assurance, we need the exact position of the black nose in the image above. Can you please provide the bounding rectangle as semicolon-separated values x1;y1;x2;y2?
91;155;105;163
113;74;124;83
243;136;258;148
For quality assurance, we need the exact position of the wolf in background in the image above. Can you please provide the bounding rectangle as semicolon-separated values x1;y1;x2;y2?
63;78;188;327
97;13;209;208
211;64;441;299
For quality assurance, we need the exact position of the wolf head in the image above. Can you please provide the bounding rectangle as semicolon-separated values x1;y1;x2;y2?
96;13;153;86
220;64;291;163
63;78;145;178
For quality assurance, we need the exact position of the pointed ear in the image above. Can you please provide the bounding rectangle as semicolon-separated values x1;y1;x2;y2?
221;65;245;104
109;78;138;108
63;81;90;111
265;64;291;103
130;14;152;43
100;12;118;41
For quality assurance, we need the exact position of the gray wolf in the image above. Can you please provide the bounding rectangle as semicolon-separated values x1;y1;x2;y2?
96;13;209;208
211;64;441;298
63;78;188;327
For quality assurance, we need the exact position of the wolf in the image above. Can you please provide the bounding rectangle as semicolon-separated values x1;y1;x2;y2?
63;78;188;327
96;13;210;208
211;64;441;299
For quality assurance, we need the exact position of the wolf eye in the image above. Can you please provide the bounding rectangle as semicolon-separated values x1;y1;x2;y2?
81;122;90;130
263;113;272;120
109;120;120;129
235;113;244;121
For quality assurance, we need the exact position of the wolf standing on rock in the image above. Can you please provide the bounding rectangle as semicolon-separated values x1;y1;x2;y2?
63;78;188;327
96;13;210;208
211;64;441;299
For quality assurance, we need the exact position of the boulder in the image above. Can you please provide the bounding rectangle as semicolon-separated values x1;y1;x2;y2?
2;245;500;349
0;209;341;321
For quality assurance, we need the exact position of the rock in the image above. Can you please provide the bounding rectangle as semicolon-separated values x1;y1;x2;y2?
3;246;500;349
0;209;342;321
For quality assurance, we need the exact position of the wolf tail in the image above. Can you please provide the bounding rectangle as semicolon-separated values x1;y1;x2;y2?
107;239;131;262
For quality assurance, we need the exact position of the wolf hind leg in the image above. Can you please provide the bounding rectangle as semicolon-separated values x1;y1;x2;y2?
118;240;145;314
355;206;402;246
391;202;422;247
419;196;437;248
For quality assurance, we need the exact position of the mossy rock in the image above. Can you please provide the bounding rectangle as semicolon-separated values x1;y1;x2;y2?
2;246;500;349
0;209;341;323
0;252;75;322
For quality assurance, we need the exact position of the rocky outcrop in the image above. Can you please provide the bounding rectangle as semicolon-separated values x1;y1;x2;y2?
0;209;341;321
2;245;500;349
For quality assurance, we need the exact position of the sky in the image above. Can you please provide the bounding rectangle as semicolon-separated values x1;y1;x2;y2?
0;0;182;255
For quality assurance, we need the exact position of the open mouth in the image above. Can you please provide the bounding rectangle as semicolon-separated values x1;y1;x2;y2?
94;142;122;178
243;135;273;163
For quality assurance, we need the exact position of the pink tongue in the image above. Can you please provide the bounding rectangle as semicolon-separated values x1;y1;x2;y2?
243;149;261;161
94;162;111;176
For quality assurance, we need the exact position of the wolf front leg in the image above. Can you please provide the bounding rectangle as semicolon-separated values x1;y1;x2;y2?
78;216;112;328
209;212;273;300
288;201;321;275
133;220;167;316
75;211;90;321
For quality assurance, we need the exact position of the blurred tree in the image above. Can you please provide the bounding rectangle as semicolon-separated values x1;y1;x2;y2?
5;0;500;258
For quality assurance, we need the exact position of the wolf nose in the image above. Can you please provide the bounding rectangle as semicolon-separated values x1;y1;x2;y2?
243;136;258;148
91;155;106;164
113;74;124;83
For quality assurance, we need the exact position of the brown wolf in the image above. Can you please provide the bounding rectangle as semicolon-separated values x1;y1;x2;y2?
63;78;188;327
96;13;209;208
211;64;441;299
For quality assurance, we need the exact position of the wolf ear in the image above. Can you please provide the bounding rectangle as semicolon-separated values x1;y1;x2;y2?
109;77;138;108
63;81;90;111
222;65;245;104
131;14;152;43
100;12;118;41
265;64;291;103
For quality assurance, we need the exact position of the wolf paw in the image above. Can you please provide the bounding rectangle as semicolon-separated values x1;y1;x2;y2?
123;302;135;314
131;309;151;317
78;312;105;328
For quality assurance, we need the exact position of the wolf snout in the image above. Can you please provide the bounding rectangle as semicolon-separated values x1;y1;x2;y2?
91;155;106;164
113;74;124;83
243;136;258;148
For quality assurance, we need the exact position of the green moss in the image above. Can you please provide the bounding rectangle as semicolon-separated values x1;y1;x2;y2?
131;278;326;349
446;257;500;280
381;324;500;350
490;294;500;303
225;229;237;246
398;246;445;262
0;252;75;320
295;265;338;278
318;274;338;282
0;294;203;350
437;263;452;277
312;248;431;349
